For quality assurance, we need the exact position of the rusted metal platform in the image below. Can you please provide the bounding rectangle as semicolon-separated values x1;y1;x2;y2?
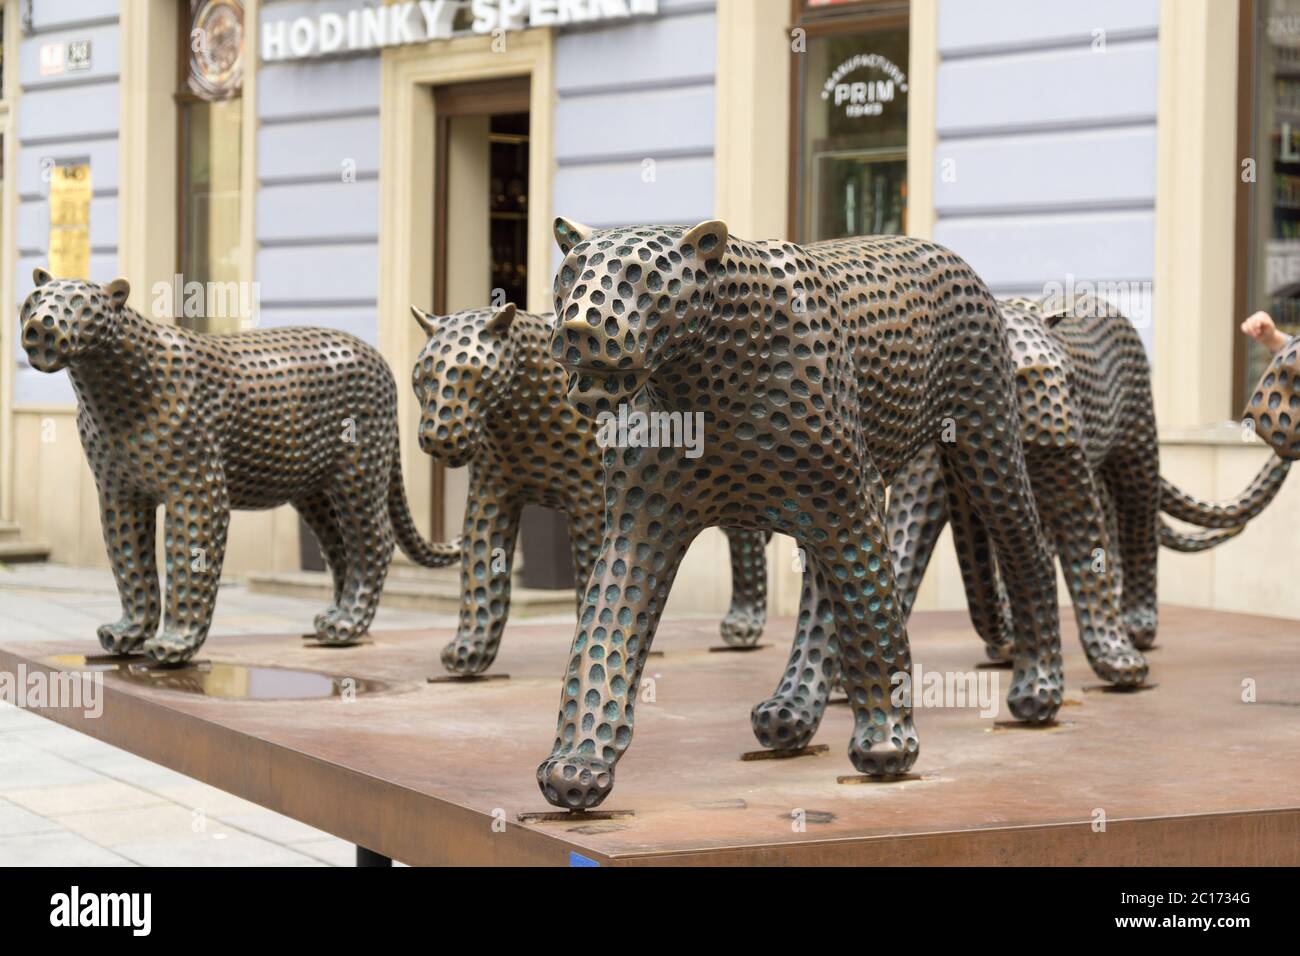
3;606;1297;865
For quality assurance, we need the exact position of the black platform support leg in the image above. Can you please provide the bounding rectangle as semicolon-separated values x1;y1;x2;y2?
356;846;392;867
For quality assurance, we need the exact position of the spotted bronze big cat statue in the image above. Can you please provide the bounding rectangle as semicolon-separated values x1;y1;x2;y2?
889;296;1291;672
534;217;1075;810
410;302;771;676
1244;333;1300;461
19;269;458;665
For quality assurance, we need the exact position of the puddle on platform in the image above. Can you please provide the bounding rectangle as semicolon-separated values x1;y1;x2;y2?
44;655;390;700
987;719;1075;733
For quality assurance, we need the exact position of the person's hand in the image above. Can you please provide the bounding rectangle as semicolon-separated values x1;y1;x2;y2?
1241;310;1290;354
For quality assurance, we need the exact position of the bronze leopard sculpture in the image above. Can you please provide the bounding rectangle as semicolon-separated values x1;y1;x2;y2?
888;296;1291;675
751;298;1289;752
19;269;458;664
410;302;771;675
534;217;1073;809
1245;333;1300;460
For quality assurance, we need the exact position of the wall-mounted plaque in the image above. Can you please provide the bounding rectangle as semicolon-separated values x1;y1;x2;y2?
48;163;91;280
188;0;244;101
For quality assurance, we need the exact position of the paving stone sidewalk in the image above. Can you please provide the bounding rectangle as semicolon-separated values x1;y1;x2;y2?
0;563;463;866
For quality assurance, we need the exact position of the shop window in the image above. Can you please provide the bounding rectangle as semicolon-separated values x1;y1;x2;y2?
177;0;245;333
791;1;909;242
490;112;530;309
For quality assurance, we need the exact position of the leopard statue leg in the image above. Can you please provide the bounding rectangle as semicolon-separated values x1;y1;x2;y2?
749;435;1017;751
831;471;919;776
567;499;604;613
719;528;770;647
750;563;836;750
311;455;395;646
751;470;920;767
94;480;161;655
1099;481;1125;595
938;359;1063;722
536;475;695;809
441;476;522;675
944;483;1015;663
1032;448;1147;684
753;442;947;748
886;442;948;619
296;491;349;628
144;461;230;664
1103;448;1160;650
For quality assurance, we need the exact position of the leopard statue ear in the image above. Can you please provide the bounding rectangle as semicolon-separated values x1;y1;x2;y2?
33;267;53;286
682;220;729;262
486;302;517;335
104;277;131;309
410;305;438;337
554;217;592;256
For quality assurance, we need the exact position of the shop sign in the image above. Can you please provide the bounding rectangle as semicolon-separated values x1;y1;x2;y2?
188;0;244;101
48;164;92;281
39;39;92;76
262;0;659;63
821;53;908;119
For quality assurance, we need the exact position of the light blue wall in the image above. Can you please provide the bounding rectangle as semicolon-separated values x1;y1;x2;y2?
254;0;718;333
13;0;122;406
932;0;1160;354
553;0;716;233
251;0;1160;349
255;0;381;343
11;0;1159;410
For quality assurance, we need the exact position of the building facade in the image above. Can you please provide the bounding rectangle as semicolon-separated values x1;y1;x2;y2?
2;0;1295;621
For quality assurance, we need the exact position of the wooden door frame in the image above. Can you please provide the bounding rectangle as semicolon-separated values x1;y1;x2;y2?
428;77;531;538
431;77;530;316
1233;0;1257;412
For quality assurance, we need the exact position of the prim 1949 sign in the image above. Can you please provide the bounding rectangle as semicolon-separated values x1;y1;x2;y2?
822;53;908;119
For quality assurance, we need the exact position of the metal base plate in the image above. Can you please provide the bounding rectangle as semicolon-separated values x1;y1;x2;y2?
6;608;1298;866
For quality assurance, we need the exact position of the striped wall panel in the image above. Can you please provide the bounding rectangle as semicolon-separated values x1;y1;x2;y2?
932;0;1160;354
13;1;122;406
553;0;717;243
255;2;382;343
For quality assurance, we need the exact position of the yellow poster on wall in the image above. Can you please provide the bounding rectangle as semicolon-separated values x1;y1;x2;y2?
48;163;91;279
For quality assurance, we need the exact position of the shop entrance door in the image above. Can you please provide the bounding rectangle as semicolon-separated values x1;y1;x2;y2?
429;78;573;591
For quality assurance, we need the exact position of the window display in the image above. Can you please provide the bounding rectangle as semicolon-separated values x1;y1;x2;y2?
179;0;245;334
794;6;908;241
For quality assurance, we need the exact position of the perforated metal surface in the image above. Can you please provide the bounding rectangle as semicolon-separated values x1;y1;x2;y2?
535;218;1063;809
6;606;1299;866
410;302;770;676
19;269;457;664
888;299;1290;677
1245;335;1300;461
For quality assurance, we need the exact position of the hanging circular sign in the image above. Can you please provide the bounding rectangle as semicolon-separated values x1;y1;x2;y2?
188;0;244;101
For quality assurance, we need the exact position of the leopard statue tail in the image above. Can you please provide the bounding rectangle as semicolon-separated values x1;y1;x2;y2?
1159;454;1291;531
1158;519;1244;553
388;440;460;568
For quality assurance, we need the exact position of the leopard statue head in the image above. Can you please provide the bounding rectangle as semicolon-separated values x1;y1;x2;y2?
549;216;729;417
410;303;519;468
1244;336;1300;460
20;269;131;373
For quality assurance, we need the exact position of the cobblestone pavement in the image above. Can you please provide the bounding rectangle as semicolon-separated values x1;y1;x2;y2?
0;563;463;866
